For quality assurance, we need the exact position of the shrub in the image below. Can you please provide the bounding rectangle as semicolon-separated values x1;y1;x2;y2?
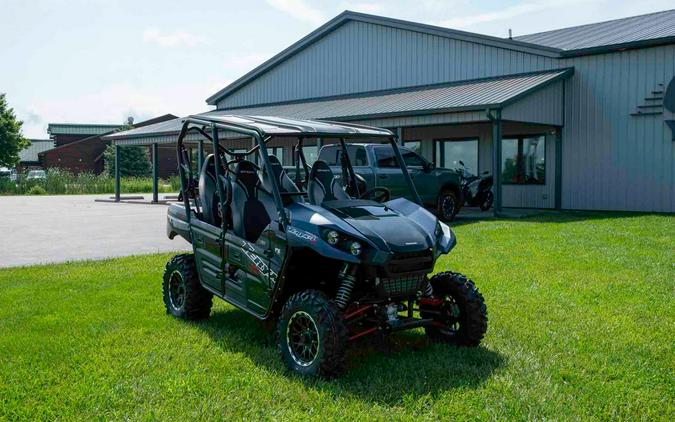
103;145;151;178
26;185;47;195
0;168;179;195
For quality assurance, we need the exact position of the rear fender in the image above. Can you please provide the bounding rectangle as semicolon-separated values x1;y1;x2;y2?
167;203;191;242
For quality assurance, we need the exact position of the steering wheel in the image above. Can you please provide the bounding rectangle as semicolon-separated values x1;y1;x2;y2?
359;187;391;203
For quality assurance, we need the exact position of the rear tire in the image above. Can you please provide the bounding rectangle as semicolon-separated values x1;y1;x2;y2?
163;254;213;320
277;290;347;378
437;189;459;221
423;272;487;346
480;191;494;211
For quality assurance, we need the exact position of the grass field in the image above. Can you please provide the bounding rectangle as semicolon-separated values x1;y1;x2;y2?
0;213;673;420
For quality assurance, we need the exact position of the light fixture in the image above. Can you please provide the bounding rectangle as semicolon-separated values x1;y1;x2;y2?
326;230;340;245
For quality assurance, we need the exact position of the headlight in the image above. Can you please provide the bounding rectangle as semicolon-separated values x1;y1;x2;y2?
435;222;443;238
325;230;340;245
349;241;362;256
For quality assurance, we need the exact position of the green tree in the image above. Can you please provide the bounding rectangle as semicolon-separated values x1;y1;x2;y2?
0;93;30;167
103;118;151;177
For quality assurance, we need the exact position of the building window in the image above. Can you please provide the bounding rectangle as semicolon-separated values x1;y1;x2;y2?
403;140;421;155
227;148;248;158
435;138;478;171
502;135;546;184
302;145;318;165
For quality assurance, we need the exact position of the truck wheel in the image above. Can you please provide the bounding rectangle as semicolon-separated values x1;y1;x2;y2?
423;272;487;346
277;290;347;378
162;254;213;320
437;190;459;221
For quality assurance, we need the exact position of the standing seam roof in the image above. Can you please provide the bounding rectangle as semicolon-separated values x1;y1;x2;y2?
514;9;675;51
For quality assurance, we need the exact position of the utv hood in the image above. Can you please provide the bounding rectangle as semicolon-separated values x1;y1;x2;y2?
321;199;433;253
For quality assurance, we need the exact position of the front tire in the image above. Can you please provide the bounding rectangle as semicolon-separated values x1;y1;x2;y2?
277;290;347;378
423;272;487;346
162;254;213;320
437;189;460;221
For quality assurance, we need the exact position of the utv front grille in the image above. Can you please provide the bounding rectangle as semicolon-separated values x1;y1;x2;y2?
379;274;426;298
386;250;434;275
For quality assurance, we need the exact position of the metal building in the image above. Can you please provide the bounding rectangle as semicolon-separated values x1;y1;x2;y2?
107;9;675;212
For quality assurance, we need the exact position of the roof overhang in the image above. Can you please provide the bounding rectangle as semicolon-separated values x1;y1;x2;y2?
47;123;122;136
106;68;573;146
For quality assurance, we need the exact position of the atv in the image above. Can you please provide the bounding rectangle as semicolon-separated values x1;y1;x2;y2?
164;115;487;378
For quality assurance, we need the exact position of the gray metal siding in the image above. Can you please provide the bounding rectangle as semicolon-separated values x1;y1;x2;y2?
560;44;675;212
502;80;564;126
217;20;560;109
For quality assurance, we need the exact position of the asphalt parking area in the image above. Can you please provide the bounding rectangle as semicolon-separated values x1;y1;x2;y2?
0;195;189;268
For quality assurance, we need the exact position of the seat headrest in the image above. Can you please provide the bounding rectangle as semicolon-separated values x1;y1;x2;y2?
268;154;283;170
233;160;259;197
309;160;336;187
201;154;215;173
262;154;284;191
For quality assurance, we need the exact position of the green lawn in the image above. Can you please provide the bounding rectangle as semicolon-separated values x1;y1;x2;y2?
1;213;673;420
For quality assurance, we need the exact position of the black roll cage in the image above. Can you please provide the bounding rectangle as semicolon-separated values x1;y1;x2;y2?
175;116;422;231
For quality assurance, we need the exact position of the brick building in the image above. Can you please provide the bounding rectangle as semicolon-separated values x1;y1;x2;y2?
39;114;178;176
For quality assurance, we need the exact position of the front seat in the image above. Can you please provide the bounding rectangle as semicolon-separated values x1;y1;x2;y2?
307;160;350;205
198;154;220;227
230;160;270;241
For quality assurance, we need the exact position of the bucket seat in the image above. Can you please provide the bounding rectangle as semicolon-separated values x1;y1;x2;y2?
307;160;350;205
198;154;221;227
260;155;302;205
231;160;270;241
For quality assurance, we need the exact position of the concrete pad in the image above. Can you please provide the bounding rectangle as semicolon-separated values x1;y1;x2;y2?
0;194;189;268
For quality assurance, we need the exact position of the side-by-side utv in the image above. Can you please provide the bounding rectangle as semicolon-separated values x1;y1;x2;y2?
164;115;487;377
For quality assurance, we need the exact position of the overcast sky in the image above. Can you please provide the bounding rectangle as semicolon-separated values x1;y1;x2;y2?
2;0;673;138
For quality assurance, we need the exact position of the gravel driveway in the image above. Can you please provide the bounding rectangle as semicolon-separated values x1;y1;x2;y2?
0;195;189;268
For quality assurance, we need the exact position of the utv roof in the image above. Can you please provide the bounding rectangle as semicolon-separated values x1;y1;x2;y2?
108;114;394;141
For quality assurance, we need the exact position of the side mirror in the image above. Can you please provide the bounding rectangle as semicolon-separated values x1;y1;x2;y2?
425;162;436;172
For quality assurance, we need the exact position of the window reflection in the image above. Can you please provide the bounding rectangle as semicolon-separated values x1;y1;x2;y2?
435;139;478;171
502;135;545;184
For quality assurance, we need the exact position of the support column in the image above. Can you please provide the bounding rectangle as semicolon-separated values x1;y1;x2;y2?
152;143;159;203
491;110;502;216
114;144;121;202
554;128;563;210
396;127;404;145
197;139;204;170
